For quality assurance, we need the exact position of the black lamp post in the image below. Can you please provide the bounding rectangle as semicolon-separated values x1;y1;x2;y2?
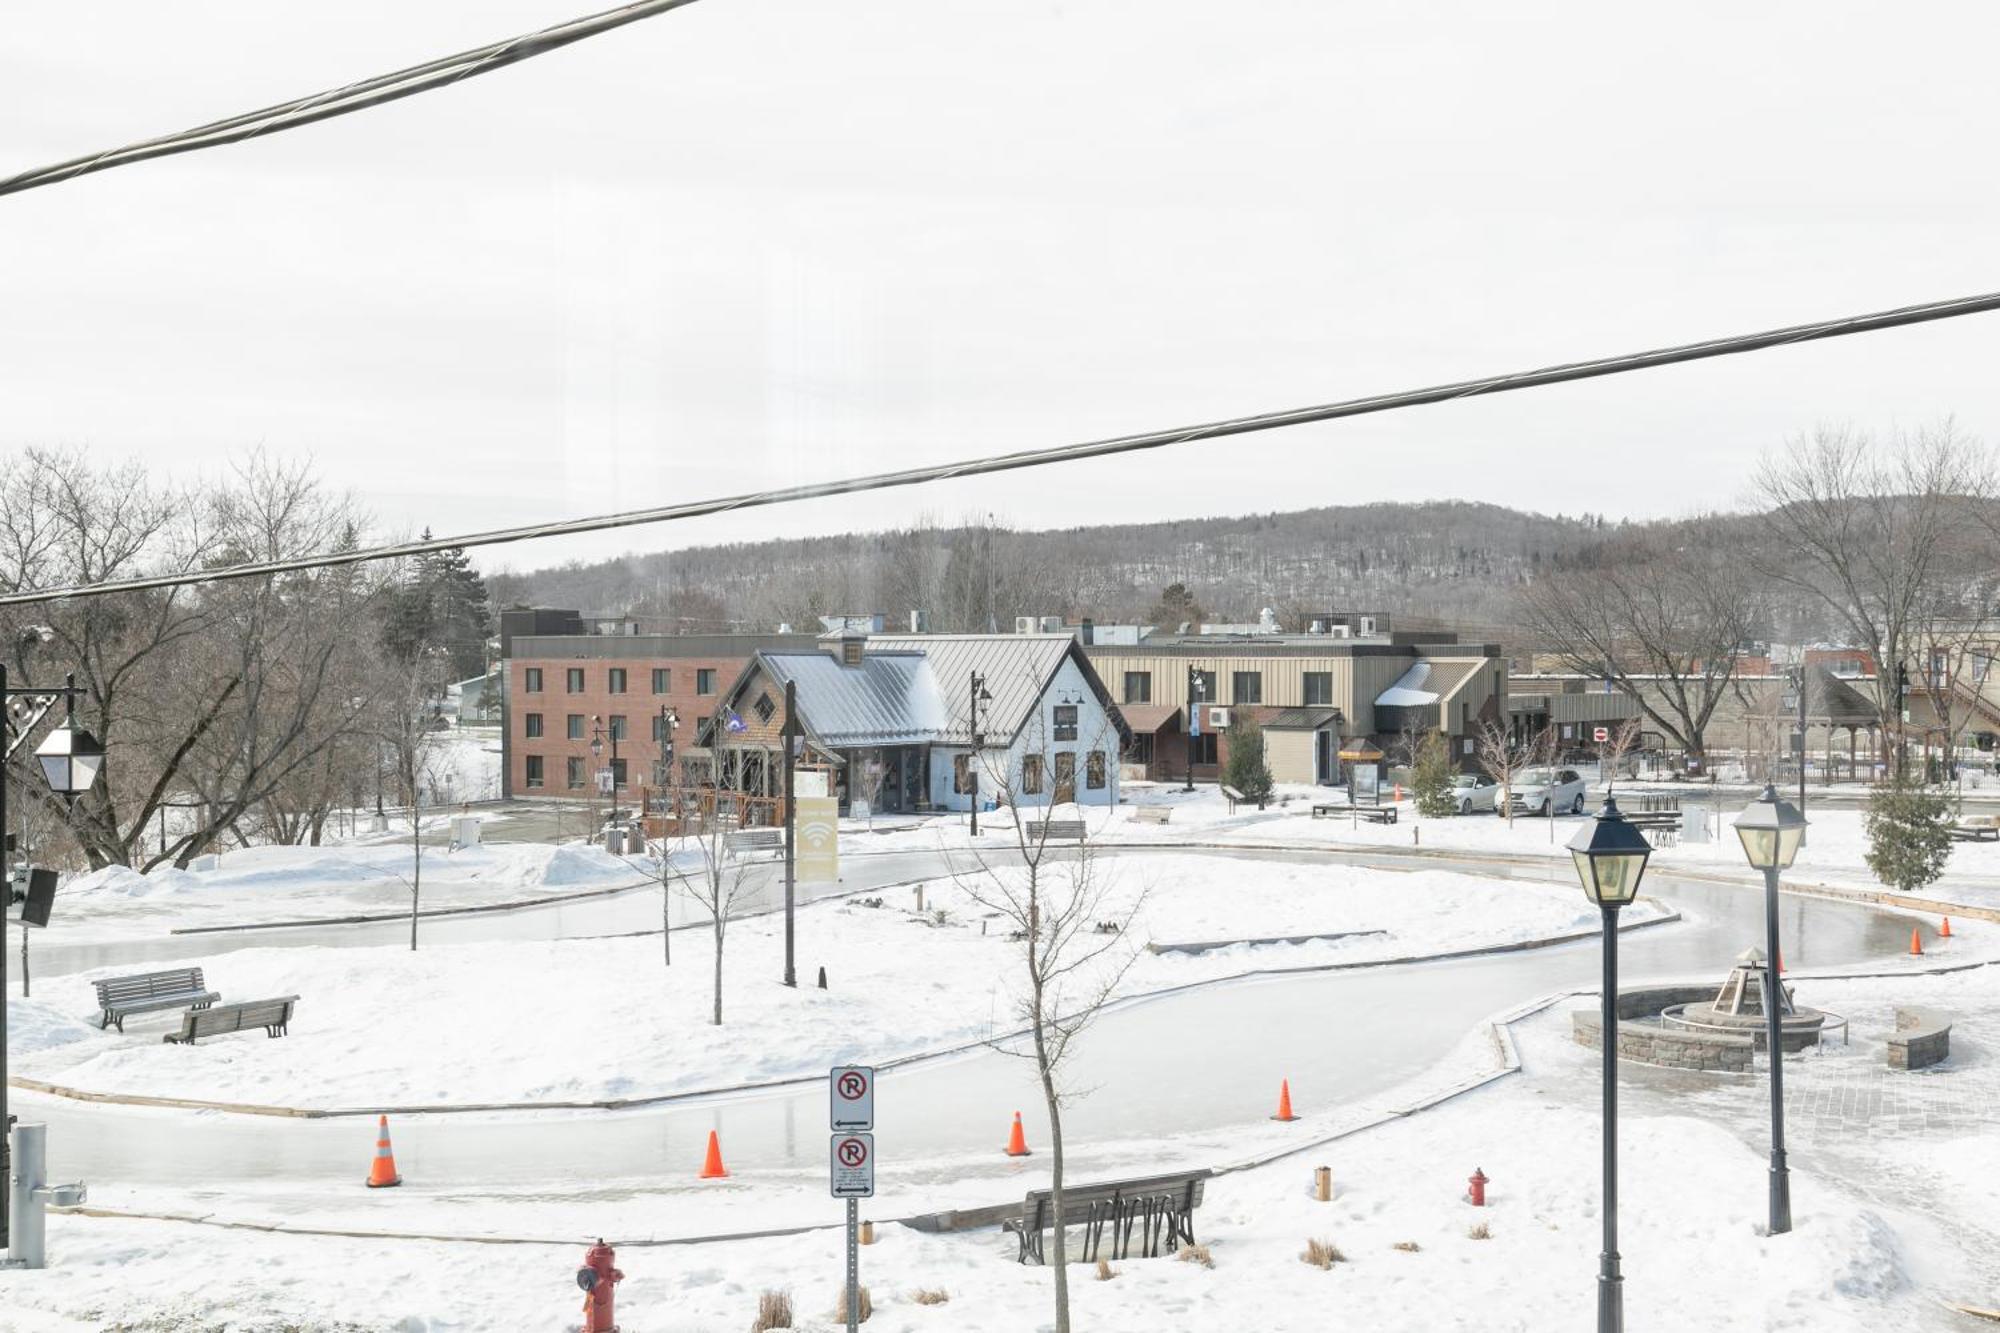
1184;666;1206;793
1567;796;1654;1333
589;722;606;832
968;671;992;836
2;667;102;1252
1732;783;1807;1237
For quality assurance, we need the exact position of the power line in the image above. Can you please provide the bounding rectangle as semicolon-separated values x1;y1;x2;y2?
7;287;2000;609
0;0;706;199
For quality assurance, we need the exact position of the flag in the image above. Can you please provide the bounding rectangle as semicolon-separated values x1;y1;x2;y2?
724;708;748;734
1188;700;1201;737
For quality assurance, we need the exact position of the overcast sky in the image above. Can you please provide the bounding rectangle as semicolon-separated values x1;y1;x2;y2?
7;2;2000;581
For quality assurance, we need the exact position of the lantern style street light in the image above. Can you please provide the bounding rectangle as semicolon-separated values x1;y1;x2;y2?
1184;665;1207;793
1568;796;1654;1333
1733;783;1807;1237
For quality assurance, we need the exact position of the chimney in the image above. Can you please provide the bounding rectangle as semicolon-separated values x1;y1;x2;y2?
1080;618;1095;645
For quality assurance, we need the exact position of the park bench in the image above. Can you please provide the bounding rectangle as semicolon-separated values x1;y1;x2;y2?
1132;806;1172;825
725;827;785;854
1002;1169;1210;1265
1025;819;1086;843
1886;1006;1952;1070
1948;816;1999;842
93;968;219;1032
1355;805;1397;825
163;995;299;1044
1220;784;1247;813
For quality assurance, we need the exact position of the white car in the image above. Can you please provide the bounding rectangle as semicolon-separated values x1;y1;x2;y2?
1450;773;1501;815
1507;767;1589;817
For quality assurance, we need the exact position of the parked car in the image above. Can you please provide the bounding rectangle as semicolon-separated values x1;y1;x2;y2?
1450;773;1501;815
1507;767;1588;817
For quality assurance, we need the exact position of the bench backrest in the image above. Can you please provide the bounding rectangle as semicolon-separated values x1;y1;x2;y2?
180;996;296;1038
1220;785;1245;801
96;968;206;1006
1026;820;1086;839
1021;1170;1210;1228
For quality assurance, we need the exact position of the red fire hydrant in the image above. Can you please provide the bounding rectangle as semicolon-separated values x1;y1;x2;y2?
1467;1167;1489;1208
577;1238;624;1332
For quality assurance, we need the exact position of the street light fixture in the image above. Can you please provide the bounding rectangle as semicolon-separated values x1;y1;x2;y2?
32;721;104;799
1568;796;1654;1333
1732;783;1806;1237
1184;665;1207;793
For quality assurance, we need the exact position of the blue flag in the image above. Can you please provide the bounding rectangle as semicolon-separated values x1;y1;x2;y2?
725;708;748;733
1188;700;1201;737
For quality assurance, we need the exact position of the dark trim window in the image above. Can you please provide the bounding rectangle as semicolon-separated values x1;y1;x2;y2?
524;668;543;693
1053;704;1079;742
1303;672;1332;707
1232;671;1262;704
1054;751;1076;799
1192;669;1217;702
609;715;628;741
1087;750;1107;789
524;755;544;788
1191;733;1218;765
608;668;628;694
523;713;544;739
1022;754;1044;795
754;692;776;724
567;713;585;740
611;758;628;787
566;757;584;788
651;668;670;694
696;669;718;695
1123;671;1152;704
566;668;585;693
953;753;973;794
652;713;671;742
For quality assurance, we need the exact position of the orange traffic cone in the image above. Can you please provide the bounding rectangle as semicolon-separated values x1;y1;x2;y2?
365;1114;402;1188
1272;1079;1299;1122
1941;916;1953;939
1004;1112;1032;1157
1777;950;1785;974
699;1130;729;1179
1910;927;1924;957
1394;783;1404;802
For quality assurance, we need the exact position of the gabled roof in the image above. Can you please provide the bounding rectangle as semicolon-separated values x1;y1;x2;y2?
1263;707;1344;730
867;634;1086;746
758;650;946;748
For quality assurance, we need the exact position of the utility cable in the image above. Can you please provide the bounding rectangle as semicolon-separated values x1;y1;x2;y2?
4;287;1999;608
0;0;706;199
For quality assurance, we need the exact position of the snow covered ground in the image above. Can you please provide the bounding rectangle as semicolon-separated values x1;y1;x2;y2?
14;855;1660;1108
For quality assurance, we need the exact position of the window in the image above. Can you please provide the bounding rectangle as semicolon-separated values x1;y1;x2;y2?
842;640;864;666
524;755;544;788
651;668;670;694
1053;704;1079;742
953;753;974;794
1123;672;1152;704
754;692;776;724
611;758;627;787
696;668;717;695
566;668;585;693
652;713;672;742
567;714;585;740
609;715;628;741
566;757;584;788
523;713;544;739
1054;751;1076;800
524;667;543;693
1192;669;1217;702
1022;755;1044;795
1190;733;1218;765
608;668;628;694
1232;671;1262;704
1087;750;1106;789
1303;672;1332;706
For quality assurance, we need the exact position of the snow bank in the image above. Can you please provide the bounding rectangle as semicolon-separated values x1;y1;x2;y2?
4;998;104;1058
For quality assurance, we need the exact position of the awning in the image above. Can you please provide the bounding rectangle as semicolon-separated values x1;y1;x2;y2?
1264;707;1343;731
1117;703;1183;734
1376;663;1440;707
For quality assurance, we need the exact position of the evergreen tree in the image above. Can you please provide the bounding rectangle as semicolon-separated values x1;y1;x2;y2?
1863;779;1954;895
381;530;493;679
1146;581;1206;629
1222;714;1274;808
1411;730;1459;818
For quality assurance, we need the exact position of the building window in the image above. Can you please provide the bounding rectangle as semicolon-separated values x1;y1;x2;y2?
697;669;717;695
566;757;584;788
652;668;670;694
754;692;776;724
524;668;543;693
1054;751;1076;800
1192;669;1217;702
1191;734;1218;765
843;640;864;666
953;753;973;794
608;668;628;694
611;758;627;787
524;712;544;739
1123;672;1152;704
1022;755;1044;795
1232;671;1262;704
567;713;585;740
1053;704;1079;742
652;713;670;742
566;668;585;693
1303;672;1332;706
524;755;544;788
1087;750;1106;789
609;715;628;741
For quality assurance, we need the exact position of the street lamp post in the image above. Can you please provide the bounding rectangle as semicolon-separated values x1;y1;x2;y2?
968;671;991;836
589;722;605;836
1184;665;1206;793
1732;783;1807;1237
1;666;103;1253
780;681;801;988
1567;796;1654;1333
655;705;679;969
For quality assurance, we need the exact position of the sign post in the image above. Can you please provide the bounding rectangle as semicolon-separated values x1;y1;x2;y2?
829;1066;876;1333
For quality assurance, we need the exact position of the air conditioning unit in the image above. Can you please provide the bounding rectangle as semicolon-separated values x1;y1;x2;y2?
1209;706;1231;729
1039;615;1064;633
1014;617;1037;635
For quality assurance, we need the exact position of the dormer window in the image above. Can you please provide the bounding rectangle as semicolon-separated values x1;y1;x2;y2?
842;638;864;666
754;692;776;724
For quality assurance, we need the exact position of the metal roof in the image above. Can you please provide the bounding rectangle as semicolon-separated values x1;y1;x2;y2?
1118;702;1183;733
1263;707;1344;730
867;634;1080;745
758;650;947;748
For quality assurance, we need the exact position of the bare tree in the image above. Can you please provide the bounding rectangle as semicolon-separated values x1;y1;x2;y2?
1519;518;1755;774
1597;716;1644;795
673;713;759;1024
1754;422;1998;778
1475;720;1551;825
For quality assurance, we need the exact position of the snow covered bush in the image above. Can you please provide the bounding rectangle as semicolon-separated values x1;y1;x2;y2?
1411;730;1459;818
1863;780;1954;894
1223;713;1274;807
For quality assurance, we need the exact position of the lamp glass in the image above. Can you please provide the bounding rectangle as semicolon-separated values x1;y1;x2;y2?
36;752;71;793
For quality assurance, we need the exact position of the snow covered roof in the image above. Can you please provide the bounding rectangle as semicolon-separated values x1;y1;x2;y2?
1376;660;1480;709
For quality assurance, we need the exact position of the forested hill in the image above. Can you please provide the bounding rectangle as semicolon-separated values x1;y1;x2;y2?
485;501;1634;634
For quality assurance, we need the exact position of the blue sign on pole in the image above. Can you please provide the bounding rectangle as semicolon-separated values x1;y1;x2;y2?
1188;701;1201;737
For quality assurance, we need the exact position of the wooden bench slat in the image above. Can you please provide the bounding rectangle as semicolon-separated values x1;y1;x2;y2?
1003;1170;1209;1265
164;996;300;1045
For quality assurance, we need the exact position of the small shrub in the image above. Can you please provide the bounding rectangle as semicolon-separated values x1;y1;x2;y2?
911;1287;951;1306
835;1285;873;1323
751;1289;793;1332
1467;1221;1492;1241
1392;1240;1422;1253
1095;1258;1118;1281
1301;1238;1345;1269
1863;780;1955;894
1175;1243;1214;1269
